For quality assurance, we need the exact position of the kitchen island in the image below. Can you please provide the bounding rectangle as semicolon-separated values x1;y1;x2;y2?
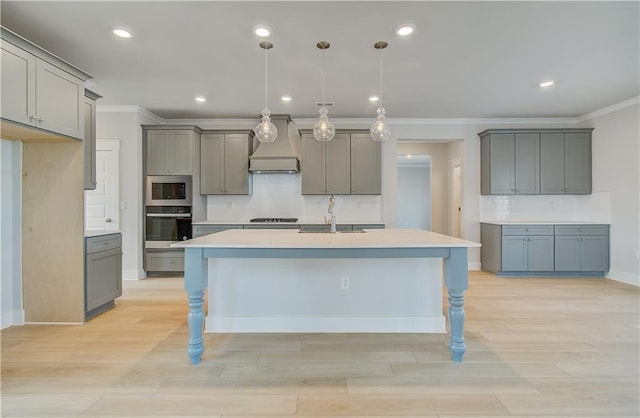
172;228;480;364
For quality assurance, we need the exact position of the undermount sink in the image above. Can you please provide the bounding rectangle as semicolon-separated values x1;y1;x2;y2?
298;230;367;234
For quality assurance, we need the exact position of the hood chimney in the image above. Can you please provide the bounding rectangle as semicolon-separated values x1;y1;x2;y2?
249;115;300;173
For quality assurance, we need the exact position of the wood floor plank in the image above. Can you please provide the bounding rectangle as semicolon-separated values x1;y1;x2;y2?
1;272;638;417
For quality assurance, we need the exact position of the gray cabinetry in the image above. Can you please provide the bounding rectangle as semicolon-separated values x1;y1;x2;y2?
501;225;554;272
350;134;381;195
352;223;385;231
1;29;89;141
302;133;351;195
480;129;592;195
145;250;185;272
83;90;100;190
540;132;592;194
481;223;608;276
192;224;242;238
554;225;609;271
479;131;539;195
85;233;122;319
200;131;253;195
145;129;196;175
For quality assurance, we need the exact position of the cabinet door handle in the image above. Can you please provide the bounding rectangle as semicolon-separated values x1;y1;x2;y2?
38;118;45;123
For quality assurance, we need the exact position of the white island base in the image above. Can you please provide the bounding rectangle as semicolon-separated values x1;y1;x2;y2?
207;257;445;333
173;228;480;364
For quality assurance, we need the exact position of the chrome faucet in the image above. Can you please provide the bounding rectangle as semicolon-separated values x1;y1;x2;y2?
326;194;337;233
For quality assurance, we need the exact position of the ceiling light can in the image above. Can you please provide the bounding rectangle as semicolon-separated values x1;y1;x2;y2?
110;26;133;38
252;25;271;37
395;23;415;36
539;80;555;87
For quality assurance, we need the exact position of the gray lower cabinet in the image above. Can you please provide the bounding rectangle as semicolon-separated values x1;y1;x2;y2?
200;132;253;195
352;224;385;231
145;250;185;272
299;224;352;233
481;223;608;276
192;224;242;237
554;225;609;271
244;224;300;230
85;233;122;319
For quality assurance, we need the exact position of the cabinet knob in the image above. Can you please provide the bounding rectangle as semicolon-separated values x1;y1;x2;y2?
38;118;45;123
105;218;112;223
168;260;175;264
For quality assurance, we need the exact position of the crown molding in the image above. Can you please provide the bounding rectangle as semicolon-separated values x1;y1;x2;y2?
96;105;165;124
576;96;640;123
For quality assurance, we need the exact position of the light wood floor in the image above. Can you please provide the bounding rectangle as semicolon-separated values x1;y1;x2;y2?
2;271;638;417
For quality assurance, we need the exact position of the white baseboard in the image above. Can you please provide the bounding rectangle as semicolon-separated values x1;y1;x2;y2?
205;316;446;333
606;270;639;287
1;309;25;329
123;269;146;281
468;262;481;271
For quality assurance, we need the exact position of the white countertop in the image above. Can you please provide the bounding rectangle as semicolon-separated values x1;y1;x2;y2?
480;221;609;225
192;220;385;225
85;230;121;238
172;228;480;249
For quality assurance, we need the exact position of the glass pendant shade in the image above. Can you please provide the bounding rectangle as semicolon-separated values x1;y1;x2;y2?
370;107;391;142
256;40;276;143
370;41;391;142
255;108;278;143
313;41;334;142
313;106;335;142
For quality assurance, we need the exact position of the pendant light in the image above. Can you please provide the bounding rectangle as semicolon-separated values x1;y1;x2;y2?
255;41;278;143
313;41;335;142
370;41;391;142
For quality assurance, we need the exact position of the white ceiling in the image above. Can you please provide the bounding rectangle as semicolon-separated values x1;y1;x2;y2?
1;1;638;120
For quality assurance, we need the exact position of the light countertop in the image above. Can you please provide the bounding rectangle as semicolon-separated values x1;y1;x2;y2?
192;220;385;226
172;228;480;249
480;221;609;225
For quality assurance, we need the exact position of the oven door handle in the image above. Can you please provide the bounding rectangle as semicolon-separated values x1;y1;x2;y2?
146;213;192;218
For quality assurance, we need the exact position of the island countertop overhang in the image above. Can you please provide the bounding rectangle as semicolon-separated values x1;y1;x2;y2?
172;228;481;249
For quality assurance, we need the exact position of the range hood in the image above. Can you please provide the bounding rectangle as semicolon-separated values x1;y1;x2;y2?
249;114;300;173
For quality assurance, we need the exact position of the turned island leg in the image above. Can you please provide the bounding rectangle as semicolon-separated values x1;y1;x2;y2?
443;247;468;362
184;248;208;365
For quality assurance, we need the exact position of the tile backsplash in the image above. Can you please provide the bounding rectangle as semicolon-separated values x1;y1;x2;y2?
479;192;611;223
206;174;381;222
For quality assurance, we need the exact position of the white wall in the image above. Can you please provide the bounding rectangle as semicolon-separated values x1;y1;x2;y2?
397;164;431;229
0;139;23;328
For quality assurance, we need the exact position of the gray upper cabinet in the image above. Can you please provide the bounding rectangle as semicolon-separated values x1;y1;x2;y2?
350;134;381;195
200;131;252;195
301;133;351;195
83;90;100;190
480;129;592;195
480;131;539;195
540;132;592;194
146;129;195;175
1;30;90;141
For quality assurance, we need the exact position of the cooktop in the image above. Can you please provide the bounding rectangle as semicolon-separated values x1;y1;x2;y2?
250;218;298;223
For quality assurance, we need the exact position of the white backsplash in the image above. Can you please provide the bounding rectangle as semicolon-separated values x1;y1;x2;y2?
206;173;381;223
479;192;611;223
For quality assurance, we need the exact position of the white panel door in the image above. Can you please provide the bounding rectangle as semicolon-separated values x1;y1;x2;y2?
85;140;119;231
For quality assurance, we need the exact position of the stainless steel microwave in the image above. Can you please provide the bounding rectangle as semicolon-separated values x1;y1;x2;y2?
145;175;192;206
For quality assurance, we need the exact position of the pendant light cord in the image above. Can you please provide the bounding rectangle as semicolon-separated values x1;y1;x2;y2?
264;46;268;110
378;47;383;108
321;48;326;107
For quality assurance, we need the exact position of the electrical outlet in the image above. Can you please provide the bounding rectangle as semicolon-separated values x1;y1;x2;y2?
341;276;350;290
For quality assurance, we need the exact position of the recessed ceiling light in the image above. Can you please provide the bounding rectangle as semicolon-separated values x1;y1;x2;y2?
195;96;207;103
395;23;415;36
369;96;379;102
281;95;292;102
539;80;555;87
110;26;133;39
252;25;271;37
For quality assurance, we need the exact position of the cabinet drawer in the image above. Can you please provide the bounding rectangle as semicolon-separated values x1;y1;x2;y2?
86;234;122;254
352;224;385;231
300;224;352;232
145;250;184;271
502;225;554;235
554;225;608;236
243;224;300;230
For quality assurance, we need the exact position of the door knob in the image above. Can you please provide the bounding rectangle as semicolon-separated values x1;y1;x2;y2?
105;218;112;223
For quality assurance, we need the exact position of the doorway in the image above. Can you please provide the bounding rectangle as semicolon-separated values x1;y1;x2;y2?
85;140;120;231
396;154;431;230
451;161;462;238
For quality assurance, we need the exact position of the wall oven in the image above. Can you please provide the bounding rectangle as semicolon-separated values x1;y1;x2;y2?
145;206;192;248
146;175;192;206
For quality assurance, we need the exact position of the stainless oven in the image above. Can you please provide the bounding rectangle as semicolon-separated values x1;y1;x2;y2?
146;175;192;206
145;206;192;248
